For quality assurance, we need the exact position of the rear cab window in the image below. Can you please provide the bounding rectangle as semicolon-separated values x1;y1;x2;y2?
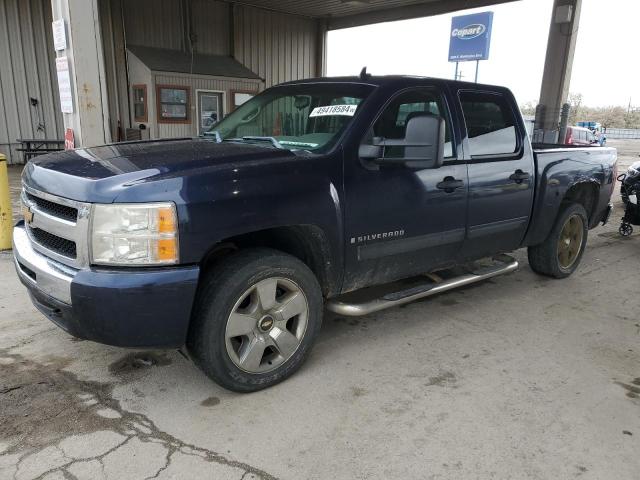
459;91;520;158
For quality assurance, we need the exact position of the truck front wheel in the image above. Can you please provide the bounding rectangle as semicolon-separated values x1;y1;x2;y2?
527;203;589;278
187;248;323;392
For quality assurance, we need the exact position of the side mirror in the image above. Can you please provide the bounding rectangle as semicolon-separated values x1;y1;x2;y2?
360;114;445;169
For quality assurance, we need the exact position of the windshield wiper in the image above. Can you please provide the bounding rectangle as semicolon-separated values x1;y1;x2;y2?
203;130;222;143
240;136;284;149
222;136;285;150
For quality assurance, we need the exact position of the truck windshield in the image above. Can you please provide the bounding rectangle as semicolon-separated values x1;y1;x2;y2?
208;83;374;153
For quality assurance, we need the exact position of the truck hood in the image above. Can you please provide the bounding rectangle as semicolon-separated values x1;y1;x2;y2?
23;138;296;202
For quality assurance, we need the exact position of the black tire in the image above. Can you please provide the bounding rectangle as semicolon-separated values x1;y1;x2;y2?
527;203;589;279
619;223;633;237
187;248;323;392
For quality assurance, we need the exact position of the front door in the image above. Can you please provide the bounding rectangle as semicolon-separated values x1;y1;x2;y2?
343;87;468;290
457;90;535;260
197;91;224;136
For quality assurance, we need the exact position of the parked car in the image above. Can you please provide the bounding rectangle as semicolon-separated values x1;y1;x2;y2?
563;125;600;146
13;75;617;392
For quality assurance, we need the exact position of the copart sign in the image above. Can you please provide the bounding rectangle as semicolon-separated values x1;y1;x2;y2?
448;11;493;62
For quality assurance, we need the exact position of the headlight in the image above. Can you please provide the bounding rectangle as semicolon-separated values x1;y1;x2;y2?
628;166;640;177
91;203;179;266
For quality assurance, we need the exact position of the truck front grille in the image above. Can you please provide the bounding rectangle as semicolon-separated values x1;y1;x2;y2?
29;227;77;259
26;192;78;222
21;186;90;268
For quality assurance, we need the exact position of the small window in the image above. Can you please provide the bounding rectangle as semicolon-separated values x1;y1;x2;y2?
232;91;256;110
372;89;454;158
460;91;518;157
132;84;147;122
157;85;190;123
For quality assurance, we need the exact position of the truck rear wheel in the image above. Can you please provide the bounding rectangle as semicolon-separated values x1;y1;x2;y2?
187;248;323;392
527;203;589;278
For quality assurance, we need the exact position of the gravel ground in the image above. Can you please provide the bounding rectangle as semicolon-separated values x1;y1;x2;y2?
0;139;638;480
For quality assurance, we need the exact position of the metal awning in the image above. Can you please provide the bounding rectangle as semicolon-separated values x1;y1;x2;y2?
228;0;518;29
127;45;261;79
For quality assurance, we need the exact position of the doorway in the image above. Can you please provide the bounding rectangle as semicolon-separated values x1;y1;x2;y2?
197;90;224;136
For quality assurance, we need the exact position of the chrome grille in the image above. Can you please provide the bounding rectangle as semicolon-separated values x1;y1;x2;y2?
25;192;78;222
29;227;77;258
21;185;91;269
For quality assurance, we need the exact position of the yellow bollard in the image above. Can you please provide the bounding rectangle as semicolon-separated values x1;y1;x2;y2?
0;153;12;250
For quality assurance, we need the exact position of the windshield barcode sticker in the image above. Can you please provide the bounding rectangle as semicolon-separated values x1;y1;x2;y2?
309;105;358;117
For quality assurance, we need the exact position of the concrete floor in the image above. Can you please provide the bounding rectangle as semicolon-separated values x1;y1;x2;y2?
1;140;639;480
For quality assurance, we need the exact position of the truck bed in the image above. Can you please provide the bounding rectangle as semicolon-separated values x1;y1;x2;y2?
522;144;617;247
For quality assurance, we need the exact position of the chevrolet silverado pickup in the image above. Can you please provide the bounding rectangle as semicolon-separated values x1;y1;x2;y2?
13;75;617;392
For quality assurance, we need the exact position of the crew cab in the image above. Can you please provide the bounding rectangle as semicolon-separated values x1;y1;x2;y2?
13;75;617;392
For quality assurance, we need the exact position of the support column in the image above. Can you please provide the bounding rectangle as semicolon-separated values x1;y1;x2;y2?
51;0;111;148
535;0;581;143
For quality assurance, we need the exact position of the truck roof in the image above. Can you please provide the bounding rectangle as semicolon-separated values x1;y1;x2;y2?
279;74;511;94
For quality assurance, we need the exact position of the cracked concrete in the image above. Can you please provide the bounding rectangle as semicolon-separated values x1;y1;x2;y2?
1;139;639;479
0;349;277;480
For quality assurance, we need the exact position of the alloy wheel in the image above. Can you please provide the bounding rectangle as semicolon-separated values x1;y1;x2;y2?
224;277;309;374
557;214;584;269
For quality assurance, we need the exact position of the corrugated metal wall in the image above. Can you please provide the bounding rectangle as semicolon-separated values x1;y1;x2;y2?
118;0;318;86
123;0;185;51
191;0;230;55
233;4;319;87
0;0;63;164
99;0;129;140
97;0;321;142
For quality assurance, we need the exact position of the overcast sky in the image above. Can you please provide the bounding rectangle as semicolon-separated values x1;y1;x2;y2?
327;0;638;108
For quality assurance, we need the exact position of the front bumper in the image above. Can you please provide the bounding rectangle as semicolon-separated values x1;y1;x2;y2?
13;223;200;348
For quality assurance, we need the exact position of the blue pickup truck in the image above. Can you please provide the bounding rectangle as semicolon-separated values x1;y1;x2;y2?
13;75;617;391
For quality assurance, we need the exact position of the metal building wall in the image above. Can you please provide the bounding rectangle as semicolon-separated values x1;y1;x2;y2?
98;0;129;141
191;0;231;55
97;0;321;143
0;0;63;164
123;0;185;51
233;4;319;87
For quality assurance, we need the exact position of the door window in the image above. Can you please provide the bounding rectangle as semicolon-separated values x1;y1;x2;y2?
198;91;223;136
372;89;454;158
459;91;518;157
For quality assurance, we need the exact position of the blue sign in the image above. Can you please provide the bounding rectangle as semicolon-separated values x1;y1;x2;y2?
448;11;493;62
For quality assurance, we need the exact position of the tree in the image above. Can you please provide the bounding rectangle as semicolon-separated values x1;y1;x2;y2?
519;101;537;116
624;110;640;129
599;106;626;129
567;93;583;125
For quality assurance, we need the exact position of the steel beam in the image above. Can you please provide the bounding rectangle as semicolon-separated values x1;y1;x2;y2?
327;0;517;30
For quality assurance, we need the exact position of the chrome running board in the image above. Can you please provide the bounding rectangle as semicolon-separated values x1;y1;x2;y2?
326;254;518;316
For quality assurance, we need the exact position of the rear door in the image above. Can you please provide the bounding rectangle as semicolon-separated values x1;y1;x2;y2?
456;90;534;260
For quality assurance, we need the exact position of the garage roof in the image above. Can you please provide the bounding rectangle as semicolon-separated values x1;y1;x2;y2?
127;45;262;80
228;0;517;29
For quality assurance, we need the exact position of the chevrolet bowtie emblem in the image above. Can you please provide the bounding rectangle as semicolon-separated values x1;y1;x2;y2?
22;205;34;224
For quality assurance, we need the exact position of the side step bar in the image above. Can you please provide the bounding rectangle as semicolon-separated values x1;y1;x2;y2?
326;255;519;317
